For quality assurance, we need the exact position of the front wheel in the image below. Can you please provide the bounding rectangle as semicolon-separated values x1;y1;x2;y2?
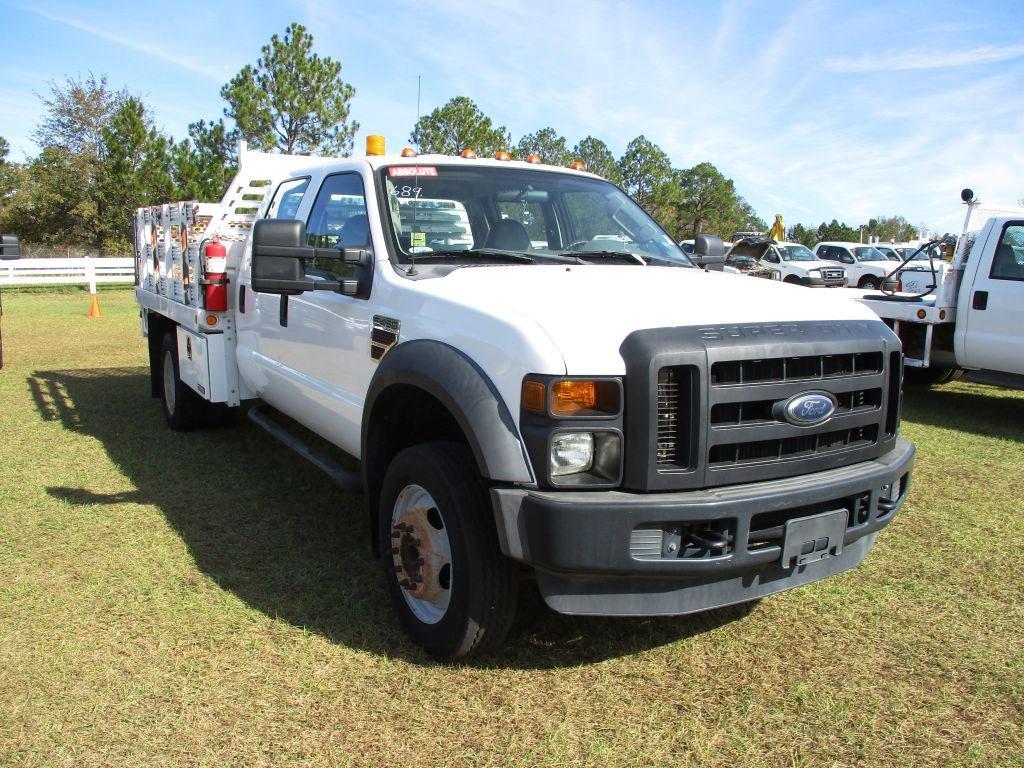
783;275;802;285
858;276;881;290
378;442;517;660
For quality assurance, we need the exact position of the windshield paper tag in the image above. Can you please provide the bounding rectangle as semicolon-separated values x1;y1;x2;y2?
388;166;438;177
410;232;427;247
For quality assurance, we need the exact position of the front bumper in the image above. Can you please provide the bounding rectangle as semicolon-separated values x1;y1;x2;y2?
491;438;914;615
799;275;848;287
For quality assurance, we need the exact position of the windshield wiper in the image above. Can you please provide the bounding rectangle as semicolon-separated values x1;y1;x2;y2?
560;250;646;265
409;248;535;264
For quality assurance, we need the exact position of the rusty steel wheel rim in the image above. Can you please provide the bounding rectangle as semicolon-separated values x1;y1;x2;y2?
389;484;452;624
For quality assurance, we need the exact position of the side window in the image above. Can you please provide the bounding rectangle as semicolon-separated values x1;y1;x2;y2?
990;223;1024;282
818;247;832;261
764;249;780;264
305;173;369;278
840;248;855;263
266;177;310;220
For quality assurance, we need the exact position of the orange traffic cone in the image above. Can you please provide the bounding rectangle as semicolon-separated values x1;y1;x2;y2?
86;294;103;318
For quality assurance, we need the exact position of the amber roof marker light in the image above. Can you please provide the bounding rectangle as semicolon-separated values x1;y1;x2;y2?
460;148;478;159
525;153;542;164
568;160;586;171
495;150;512;161
400;146;417;157
366;135;386;156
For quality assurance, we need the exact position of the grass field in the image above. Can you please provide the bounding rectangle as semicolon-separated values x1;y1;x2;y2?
1;289;1022;767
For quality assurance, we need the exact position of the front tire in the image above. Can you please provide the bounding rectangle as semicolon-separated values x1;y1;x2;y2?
378;442;517;660
783;275;802;285
858;276;881;290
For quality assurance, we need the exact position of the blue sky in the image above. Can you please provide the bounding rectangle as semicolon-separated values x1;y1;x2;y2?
1;0;1021;233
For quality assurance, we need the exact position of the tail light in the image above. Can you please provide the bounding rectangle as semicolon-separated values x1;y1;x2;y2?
202;240;228;312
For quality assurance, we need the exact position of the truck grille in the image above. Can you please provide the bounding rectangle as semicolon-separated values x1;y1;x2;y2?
821;267;845;281
654;349;894;488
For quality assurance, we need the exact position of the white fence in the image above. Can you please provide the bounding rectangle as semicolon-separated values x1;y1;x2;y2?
0;257;135;290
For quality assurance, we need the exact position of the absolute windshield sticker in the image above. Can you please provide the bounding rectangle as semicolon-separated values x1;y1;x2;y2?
388;166;438;177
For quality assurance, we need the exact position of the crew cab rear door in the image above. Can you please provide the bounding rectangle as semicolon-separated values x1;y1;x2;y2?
960;220;1024;373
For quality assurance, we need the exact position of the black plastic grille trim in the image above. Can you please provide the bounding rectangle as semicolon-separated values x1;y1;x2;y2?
711;352;883;386
709;424;879;467
656;366;698;468
710;388;882;426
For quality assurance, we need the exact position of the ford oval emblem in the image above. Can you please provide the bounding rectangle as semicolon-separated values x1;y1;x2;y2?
781;392;836;426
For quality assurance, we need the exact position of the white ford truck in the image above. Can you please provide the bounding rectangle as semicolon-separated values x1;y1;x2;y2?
134;140;914;659
854;190;1024;388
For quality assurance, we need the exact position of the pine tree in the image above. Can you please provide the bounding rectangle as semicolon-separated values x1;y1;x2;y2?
222;23;358;156
410;97;511;156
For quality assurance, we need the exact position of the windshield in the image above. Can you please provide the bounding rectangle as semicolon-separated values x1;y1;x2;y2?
778;244;817;262
853;247;887;262
378;164;692;267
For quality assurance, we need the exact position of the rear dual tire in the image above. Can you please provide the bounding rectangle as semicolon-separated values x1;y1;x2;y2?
159;331;236;430
903;366;962;387
160;333;206;431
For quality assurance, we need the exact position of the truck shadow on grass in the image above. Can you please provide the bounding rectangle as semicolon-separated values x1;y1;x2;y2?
29;366;754;668
901;383;1024;440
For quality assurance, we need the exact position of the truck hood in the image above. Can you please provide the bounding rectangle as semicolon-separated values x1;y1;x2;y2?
428;265;879;373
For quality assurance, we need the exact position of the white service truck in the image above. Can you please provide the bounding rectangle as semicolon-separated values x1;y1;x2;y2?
854;190;1024;388
135;140;914;659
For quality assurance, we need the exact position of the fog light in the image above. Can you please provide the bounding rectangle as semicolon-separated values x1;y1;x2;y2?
550;432;594;477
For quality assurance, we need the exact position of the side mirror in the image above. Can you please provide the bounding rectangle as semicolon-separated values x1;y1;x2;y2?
251;219;314;295
251;219;372;298
0;234;21;260
692;234;725;271
842;254;855;264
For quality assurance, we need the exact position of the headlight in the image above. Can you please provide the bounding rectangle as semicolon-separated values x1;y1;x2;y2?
808;268;821;276
550;432;594;476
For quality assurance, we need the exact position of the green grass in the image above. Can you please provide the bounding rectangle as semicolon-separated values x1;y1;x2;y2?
1;289;1022;767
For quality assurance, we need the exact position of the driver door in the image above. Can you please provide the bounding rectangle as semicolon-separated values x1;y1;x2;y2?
961;221;1024;373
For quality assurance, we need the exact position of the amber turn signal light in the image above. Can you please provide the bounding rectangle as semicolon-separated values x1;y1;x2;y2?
552;379;620;417
522;381;546;413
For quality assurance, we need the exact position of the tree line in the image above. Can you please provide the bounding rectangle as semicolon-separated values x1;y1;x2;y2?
0;22;917;255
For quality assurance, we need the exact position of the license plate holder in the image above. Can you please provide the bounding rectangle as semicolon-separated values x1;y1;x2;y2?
780;509;847;568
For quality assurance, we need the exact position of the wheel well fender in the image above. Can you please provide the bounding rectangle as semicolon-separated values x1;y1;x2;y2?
361;340;534;548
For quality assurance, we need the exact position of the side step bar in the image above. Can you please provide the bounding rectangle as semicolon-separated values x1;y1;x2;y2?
247;406;363;492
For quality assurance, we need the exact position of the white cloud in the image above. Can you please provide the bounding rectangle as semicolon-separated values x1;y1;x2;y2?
17;4;231;81
826;44;1024;73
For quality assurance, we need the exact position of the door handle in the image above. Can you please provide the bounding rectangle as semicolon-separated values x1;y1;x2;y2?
972;291;988;310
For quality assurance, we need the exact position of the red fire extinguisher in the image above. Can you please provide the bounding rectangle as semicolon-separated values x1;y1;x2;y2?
202;240;228;312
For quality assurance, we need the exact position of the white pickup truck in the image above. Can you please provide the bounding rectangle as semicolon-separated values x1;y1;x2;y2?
726;237;847;287
854;190;1024;388
135;140;914;659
